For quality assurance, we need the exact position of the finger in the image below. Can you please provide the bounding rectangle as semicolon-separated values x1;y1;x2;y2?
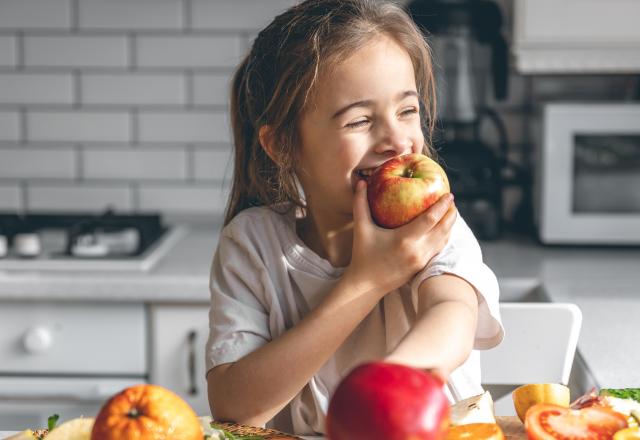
408;193;454;231
352;180;374;228
440;205;458;230
430;205;457;238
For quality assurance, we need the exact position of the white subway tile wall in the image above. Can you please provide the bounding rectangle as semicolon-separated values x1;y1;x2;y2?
24;36;129;68
0;0;71;29
0;112;20;142
0;0;304;215
0;0;627;216
0;147;76;179
0;37;16;67
27;185;133;212
0;185;21;210
81;74;185;106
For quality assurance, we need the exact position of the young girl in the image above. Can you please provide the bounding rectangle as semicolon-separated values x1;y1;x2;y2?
206;0;503;435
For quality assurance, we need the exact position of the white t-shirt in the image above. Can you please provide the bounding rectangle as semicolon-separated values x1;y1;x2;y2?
206;206;504;435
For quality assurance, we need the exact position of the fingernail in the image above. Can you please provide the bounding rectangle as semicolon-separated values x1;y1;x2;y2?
447;193;454;202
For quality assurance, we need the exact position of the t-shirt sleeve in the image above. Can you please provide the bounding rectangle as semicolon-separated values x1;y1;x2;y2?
205;226;272;373
410;213;504;350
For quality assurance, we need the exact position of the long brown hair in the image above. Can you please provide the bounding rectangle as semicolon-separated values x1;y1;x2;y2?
224;0;437;225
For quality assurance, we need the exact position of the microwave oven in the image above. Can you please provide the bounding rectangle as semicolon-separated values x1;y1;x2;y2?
537;103;640;245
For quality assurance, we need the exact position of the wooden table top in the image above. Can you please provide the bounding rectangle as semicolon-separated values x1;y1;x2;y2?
497;416;527;440
214;416;527;439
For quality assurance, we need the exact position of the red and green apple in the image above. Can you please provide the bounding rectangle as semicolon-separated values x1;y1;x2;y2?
366;153;450;229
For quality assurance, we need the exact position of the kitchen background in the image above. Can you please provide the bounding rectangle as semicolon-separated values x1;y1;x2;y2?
2;0;640;434
1;0;637;227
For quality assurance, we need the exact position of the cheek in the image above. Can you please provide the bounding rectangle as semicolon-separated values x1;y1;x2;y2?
411;130;426;154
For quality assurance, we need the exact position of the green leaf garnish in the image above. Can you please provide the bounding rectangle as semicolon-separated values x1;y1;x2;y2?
210;423;265;440
600;388;640;403
47;414;60;431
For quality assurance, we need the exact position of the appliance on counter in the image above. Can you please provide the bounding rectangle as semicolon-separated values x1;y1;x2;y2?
0;210;186;271
537;103;640;245
408;0;527;240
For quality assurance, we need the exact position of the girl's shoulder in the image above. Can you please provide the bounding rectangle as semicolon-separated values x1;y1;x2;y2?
222;204;296;240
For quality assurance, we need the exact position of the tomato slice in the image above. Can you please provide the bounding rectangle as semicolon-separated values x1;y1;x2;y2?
446;423;504;440
525;403;628;440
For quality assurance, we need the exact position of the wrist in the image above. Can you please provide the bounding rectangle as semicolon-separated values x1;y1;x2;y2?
339;267;386;303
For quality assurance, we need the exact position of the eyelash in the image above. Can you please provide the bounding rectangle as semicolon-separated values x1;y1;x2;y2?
345;107;418;129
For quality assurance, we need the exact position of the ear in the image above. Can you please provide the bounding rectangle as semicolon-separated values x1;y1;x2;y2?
258;125;279;164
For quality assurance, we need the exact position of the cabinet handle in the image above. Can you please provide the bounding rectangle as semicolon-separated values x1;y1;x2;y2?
187;330;197;396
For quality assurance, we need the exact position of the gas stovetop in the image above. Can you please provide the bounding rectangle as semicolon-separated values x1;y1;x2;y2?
0;211;186;271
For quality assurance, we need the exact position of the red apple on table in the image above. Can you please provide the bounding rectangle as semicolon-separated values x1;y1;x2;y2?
367;153;450;229
326;362;450;440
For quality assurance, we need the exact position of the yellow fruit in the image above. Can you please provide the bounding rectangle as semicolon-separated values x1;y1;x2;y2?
614;427;640;440
45;417;94;440
512;383;570;422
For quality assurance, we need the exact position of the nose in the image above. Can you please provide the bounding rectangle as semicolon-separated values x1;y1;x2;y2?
373;119;413;157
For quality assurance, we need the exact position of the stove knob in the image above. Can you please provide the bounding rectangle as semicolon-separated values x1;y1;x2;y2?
0;235;7;258
23;326;53;354
14;233;42;258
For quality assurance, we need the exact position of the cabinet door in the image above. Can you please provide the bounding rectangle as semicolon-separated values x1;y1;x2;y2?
150;304;210;416
514;0;640;72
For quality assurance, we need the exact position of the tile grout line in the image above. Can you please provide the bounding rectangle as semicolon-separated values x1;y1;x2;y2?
71;0;80;32
16;31;24;70
183;0;192;32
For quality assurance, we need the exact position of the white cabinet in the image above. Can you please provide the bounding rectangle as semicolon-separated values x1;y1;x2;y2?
0;301;147;430
149;304;211;416
513;0;640;73
0;302;146;376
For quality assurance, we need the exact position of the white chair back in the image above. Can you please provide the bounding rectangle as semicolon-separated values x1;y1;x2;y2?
480;303;582;415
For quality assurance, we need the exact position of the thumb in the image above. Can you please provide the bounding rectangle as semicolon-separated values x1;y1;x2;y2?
352;180;374;229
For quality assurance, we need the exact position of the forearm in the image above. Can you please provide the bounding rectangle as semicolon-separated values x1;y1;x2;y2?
208;274;383;426
385;274;478;375
385;300;476;373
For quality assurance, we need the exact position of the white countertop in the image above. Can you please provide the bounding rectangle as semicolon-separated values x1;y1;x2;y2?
481;235;640;389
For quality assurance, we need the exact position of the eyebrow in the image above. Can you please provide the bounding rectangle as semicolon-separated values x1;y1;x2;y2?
331;90;420;119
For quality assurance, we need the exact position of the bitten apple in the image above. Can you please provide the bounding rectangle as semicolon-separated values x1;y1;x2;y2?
367;153;450;229
326;362;450;440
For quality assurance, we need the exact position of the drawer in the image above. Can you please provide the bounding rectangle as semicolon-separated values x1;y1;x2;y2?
0;302;146;375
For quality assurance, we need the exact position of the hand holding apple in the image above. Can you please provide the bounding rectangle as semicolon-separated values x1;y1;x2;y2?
326;362;450;440
367;153;450;229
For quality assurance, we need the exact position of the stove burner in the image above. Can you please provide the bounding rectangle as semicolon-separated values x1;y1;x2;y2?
0;210;167;259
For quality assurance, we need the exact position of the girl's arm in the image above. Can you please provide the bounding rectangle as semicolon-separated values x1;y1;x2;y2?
384;273;479;376
207;182;457;426
208;272;388;426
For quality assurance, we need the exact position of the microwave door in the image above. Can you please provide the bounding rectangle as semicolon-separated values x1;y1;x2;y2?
539;103;640;245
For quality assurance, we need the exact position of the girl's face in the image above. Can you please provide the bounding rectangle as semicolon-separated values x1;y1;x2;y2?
296;34;424;223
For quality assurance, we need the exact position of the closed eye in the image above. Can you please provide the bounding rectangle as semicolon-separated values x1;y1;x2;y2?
346;119;370;129
400;107;418;117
